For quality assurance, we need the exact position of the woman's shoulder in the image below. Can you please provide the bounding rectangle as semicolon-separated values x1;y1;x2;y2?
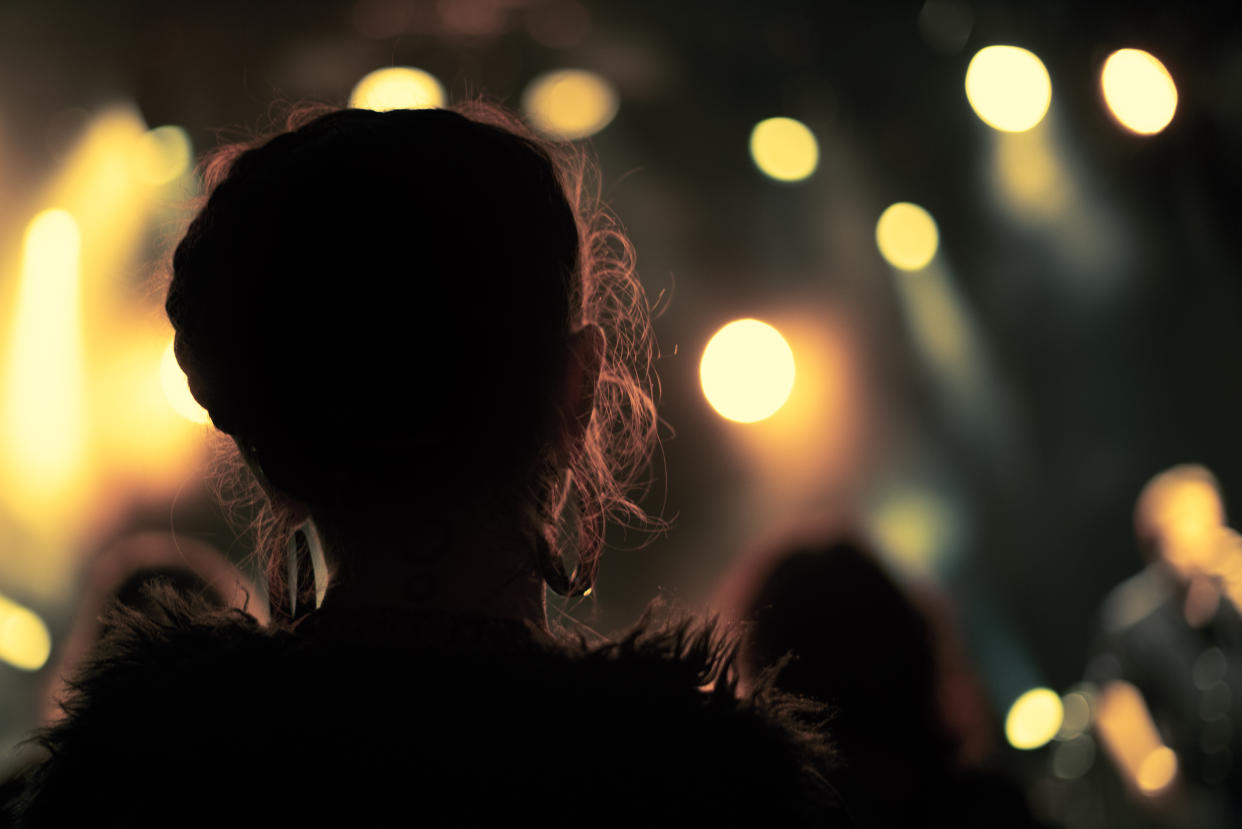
14;592;850;826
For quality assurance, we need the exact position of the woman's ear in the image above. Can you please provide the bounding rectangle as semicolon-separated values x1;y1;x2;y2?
557;323;605;463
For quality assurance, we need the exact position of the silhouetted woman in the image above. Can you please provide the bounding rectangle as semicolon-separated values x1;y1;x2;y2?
10;105;843;826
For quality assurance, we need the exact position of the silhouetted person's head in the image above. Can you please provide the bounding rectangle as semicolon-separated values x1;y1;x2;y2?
738;538;955;764
165;105;657;615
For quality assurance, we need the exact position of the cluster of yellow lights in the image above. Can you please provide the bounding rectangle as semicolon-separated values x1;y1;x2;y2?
349;66;446;111
876;202;940;271
700;319;796;424
160;337;211;424
1101;49;1178;135
131;125;193;186
521;69;619;141
965;45;1052;132
1005;687;1064;750
0;592;52;672
749;117;819;182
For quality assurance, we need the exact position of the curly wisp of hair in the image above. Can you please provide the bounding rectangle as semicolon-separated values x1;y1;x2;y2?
165;102;660;608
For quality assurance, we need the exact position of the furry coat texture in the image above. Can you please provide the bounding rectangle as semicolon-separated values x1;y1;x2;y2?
5;587;847;827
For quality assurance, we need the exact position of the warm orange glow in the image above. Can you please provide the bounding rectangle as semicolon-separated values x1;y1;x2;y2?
160;337;210;424
2;209;88;511
0;591;52;672
0;106;187;600
700;319;796;424
349;66;446;111
1136;746;1178;794
1005;687;1064;749
521;69;619;141
1135;465;1224;577
965;45;1052;132
723;311;870;514
1095;680;1178;796
1101;49;1177;135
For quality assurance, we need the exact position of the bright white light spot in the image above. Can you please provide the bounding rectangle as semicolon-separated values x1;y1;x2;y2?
1006;687;1064;750
876;202;939;271
160;338;211;425
965;45;1052;132
1101;49;1178;135
132;126;193;186
700;319;796;424
521;69;619;141
749;117;819;182
349;66;446;111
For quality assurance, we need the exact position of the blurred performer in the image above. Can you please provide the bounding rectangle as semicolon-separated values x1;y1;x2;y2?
726;534;1038;827
1088;464;1242;827
9;104;846;826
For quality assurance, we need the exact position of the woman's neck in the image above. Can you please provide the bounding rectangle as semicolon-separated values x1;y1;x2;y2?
316;518;549;631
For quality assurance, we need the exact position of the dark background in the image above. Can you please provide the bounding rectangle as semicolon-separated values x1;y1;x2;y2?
2;0;1242;783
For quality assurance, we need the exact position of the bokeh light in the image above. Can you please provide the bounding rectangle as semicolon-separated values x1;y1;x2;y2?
0;592;52;672
521;69;618;141
1058;690;1093;739
867;487;958;576
349;66;445;111
1101;49;1177;135
1096;680;1178;796
749;117;819;182
1052;735;1097;780
875;202;939;271
131;125;192;186
700;319;796;424
1005;687;1064;749
965;45;1052;132
1137;746;1178;794
160;337;211;425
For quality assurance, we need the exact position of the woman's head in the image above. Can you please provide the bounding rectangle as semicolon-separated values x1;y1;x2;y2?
166;103;658;601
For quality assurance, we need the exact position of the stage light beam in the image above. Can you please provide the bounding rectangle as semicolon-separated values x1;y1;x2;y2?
965;46;1052;132
749;117;819;183
2;209;87;506
700;319;796;424
1005;687;1064;749
349;67;445;111
521;69;619;141
876;202;939;271
1101;49;1177;135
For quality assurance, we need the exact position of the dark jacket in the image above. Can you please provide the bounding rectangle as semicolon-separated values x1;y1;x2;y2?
6;588;847;827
